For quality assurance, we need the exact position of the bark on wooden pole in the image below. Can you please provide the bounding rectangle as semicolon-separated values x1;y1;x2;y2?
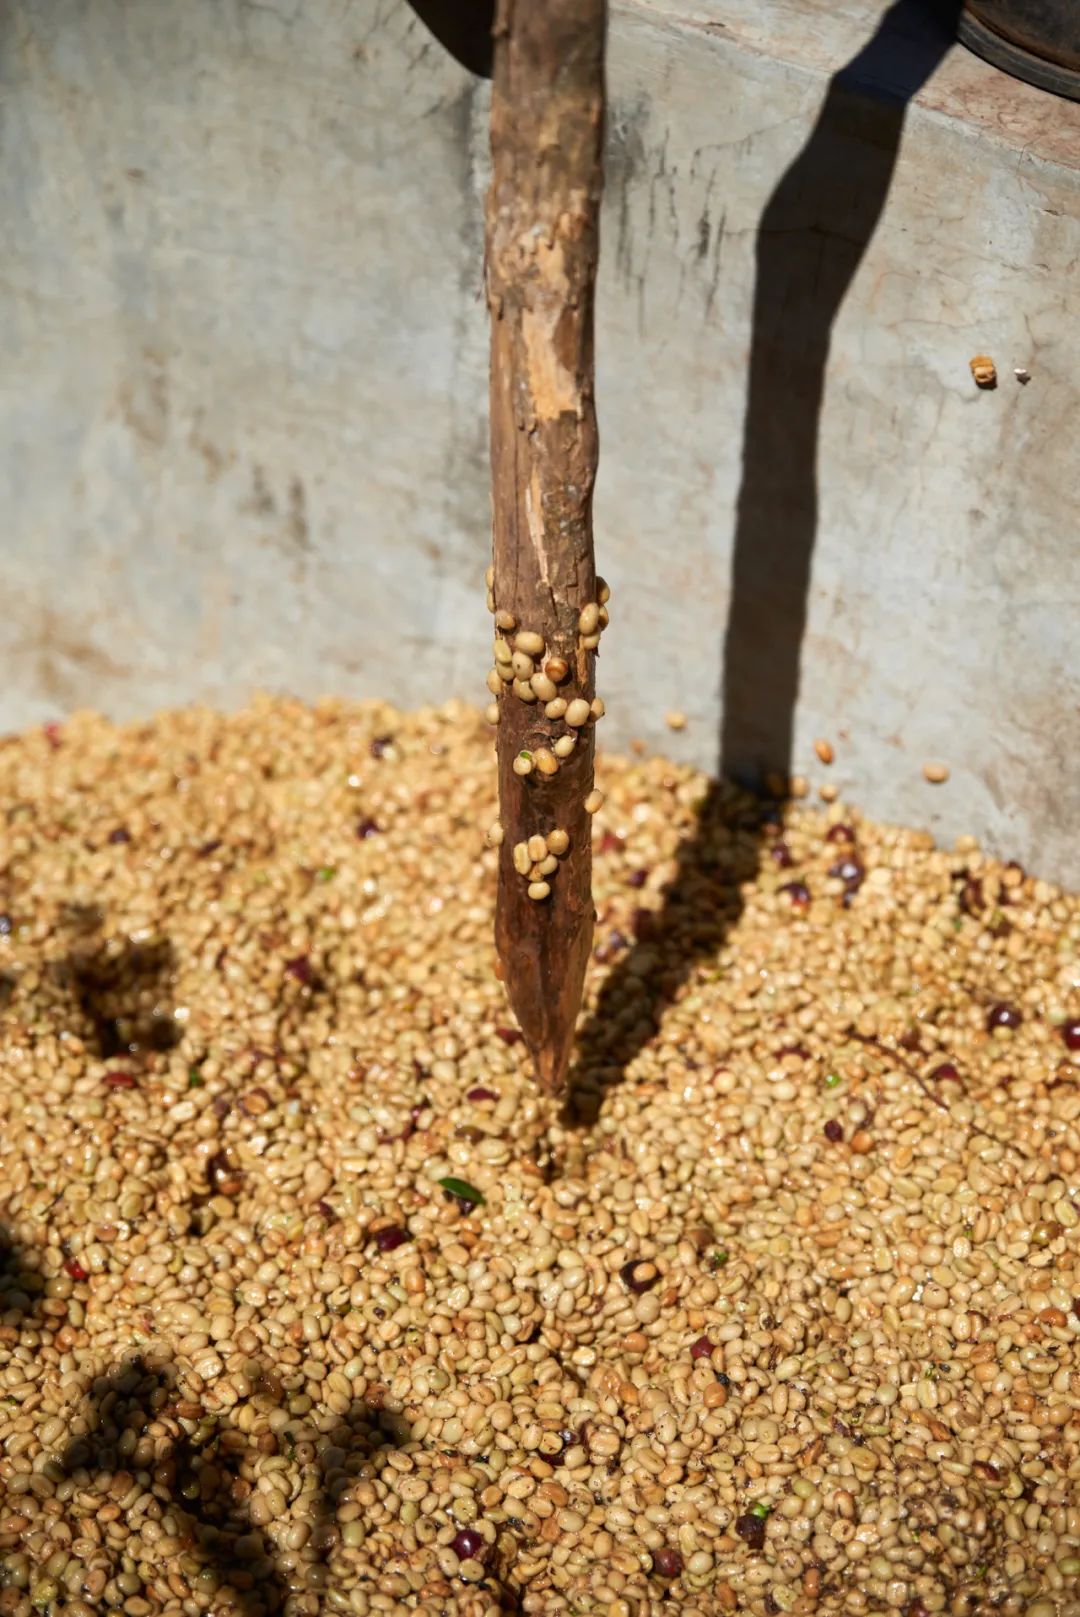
486;0;606;1094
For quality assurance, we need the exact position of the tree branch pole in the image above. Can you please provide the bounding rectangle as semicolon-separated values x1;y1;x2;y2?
485;0;607;1093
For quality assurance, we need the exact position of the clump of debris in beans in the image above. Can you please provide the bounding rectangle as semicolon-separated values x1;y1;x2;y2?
1;698;1079;1617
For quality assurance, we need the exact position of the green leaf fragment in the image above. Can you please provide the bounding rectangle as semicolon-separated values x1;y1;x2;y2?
438;1176;485;1206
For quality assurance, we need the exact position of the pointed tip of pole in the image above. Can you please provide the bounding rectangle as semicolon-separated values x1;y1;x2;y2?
529;1033;572;1098
498;983;576;1098
496;887;594;1103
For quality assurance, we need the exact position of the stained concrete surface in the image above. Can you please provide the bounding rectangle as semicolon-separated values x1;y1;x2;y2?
1;0;1078;880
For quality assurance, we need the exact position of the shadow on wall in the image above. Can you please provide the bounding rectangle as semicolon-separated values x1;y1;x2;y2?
401;0;495;77
720;0;965;784
569;0;964;1117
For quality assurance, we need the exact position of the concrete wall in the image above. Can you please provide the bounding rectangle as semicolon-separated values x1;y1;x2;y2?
1;0;1078;880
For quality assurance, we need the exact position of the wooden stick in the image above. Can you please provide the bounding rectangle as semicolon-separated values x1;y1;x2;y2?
486;0;606;1094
